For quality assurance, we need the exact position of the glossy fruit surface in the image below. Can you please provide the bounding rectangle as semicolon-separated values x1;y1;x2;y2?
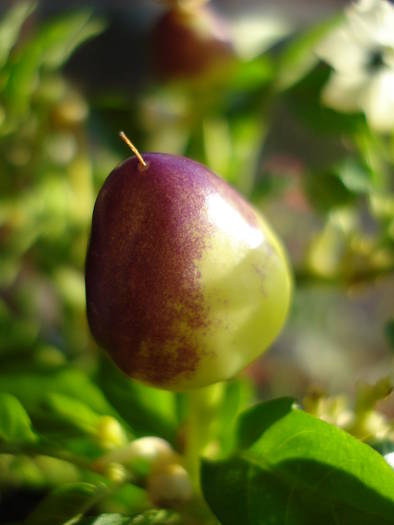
152;3;234;79
85;153;291;390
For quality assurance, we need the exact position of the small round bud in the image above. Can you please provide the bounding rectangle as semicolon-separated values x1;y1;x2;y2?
96;416;127;450
104;461;128;483
94;436;177;479
148;463;193;507
126;437;179;479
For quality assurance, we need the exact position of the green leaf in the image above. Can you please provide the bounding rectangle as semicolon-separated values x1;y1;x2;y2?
202;398;394;525
0;366;131;442
44;393;102;434
237;397;295;449
0;367;115;416
0;393;36;443
0;1;35;68
24;482;98;525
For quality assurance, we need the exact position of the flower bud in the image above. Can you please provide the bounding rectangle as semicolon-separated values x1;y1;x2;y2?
96;416;127;450
148;463;193;507
94;436;178;480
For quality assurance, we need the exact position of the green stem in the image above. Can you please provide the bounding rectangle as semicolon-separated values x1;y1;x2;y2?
184;383;224;492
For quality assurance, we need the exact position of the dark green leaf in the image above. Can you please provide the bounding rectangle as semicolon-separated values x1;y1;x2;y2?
385;319;394;352
237;397;295;449
304;167;355;213
24;482;98;525
0;300;39;355
304;158;374;213
285;65;366;136
202;398;394;525
0;393;36;443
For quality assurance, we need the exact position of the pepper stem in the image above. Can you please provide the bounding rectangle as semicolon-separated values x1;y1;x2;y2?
119;131;147;169
184;383;224;492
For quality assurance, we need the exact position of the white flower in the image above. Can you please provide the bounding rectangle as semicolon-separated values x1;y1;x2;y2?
316;0;394;132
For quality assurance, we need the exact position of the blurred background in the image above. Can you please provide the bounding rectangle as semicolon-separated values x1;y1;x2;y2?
0;0;393;522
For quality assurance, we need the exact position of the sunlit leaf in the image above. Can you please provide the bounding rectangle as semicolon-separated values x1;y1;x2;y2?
202;398;394;524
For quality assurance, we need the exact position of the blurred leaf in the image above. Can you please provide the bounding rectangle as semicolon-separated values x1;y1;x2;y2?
231;14;290;60
0;393;36;444
75;511;182;525
36;12;105;70
336;158;374;194
75;515;133;525
355;377;393;413
96;483;150;518
128;510;182;525
3;10;104;116
0;1;35;68
276;14;342;91
228;57;274;93
305;165;355;213
0;300;39;355
304;158;373;214
24;482;98;525
96;357;177;443
285;65;366;136
202;398;394;524
44;393;102;434
385;319;394;352
0;367;126;438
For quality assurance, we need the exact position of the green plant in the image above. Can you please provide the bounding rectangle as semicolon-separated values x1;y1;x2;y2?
0;1;393;524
